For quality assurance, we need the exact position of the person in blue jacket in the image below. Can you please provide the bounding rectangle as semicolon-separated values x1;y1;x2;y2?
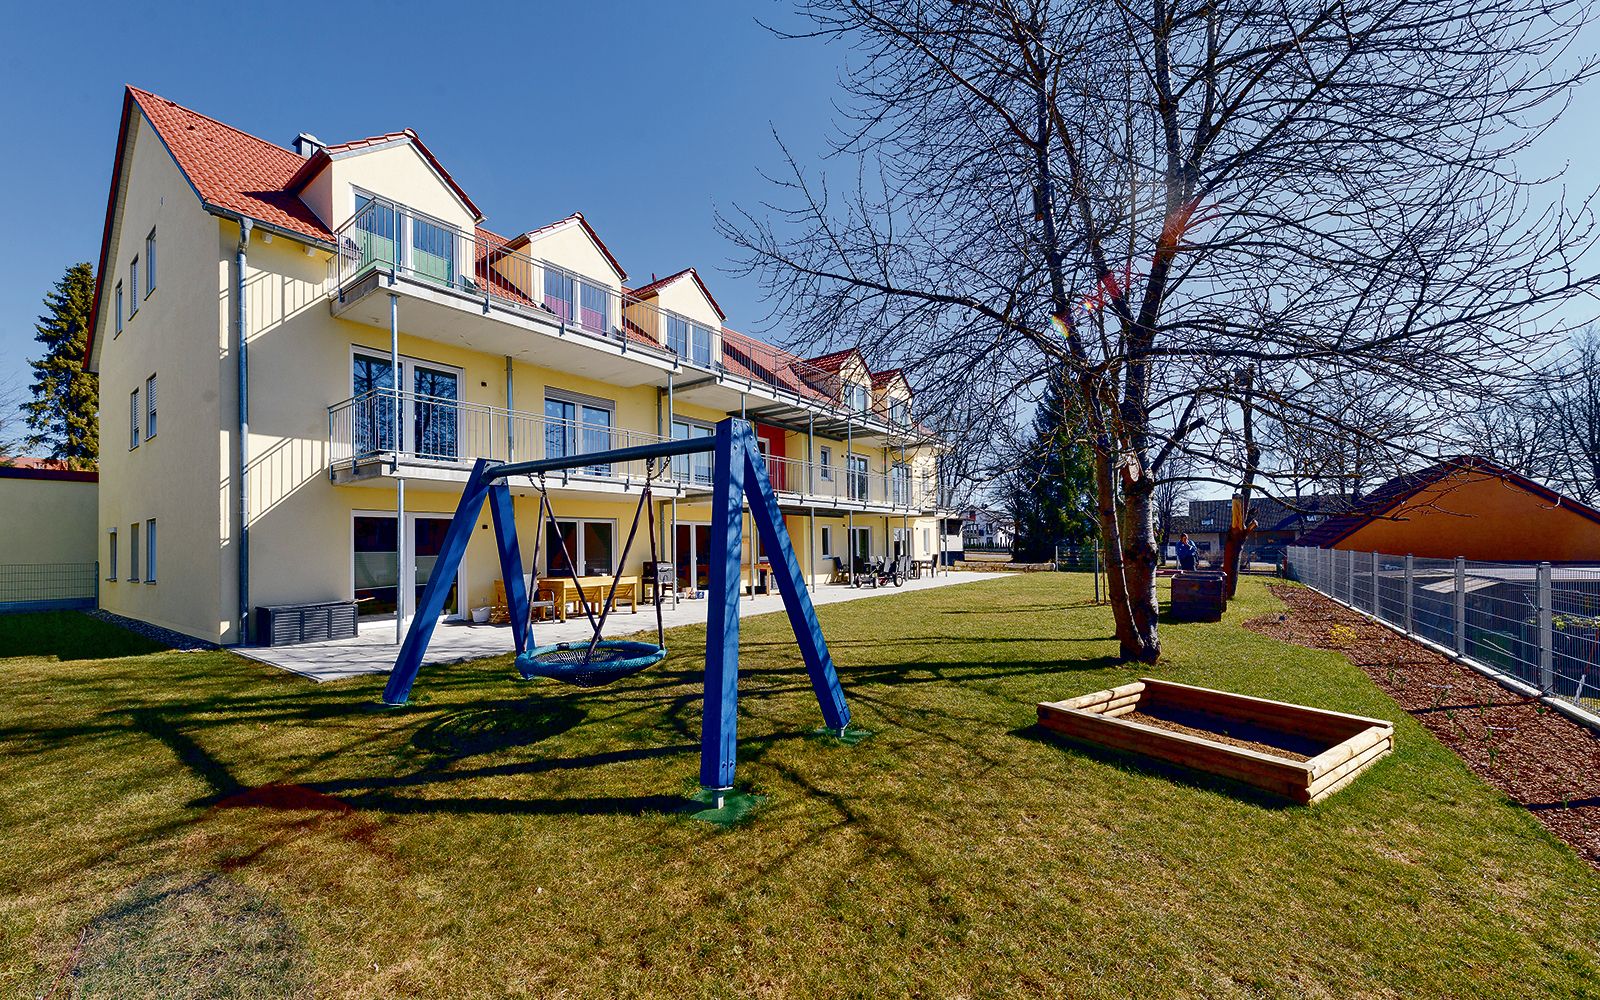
1175;533;1198;572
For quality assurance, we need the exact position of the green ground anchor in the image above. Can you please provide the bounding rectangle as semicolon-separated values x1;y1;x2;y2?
685;785;768;826
811;725;874;746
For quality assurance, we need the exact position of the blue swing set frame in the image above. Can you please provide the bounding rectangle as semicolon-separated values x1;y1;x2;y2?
380;418;852;799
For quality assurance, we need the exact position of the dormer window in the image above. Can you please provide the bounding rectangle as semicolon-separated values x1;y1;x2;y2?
666;316;713;366
848;383;869;413
544;270;574;321
889;399;909;425
580;282;609;332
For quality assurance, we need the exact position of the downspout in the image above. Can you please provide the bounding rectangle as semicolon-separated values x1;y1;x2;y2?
235;217;253;644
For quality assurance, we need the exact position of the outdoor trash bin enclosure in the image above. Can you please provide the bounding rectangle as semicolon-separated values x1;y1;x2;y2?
255;601;358;646
1171;571;1227;622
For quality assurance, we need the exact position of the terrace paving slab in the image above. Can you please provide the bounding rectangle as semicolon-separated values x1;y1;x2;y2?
235;570;1005;682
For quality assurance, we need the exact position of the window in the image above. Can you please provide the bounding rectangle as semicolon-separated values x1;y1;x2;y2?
670;420;714;485
545;391;614;474
889;399;909;425
847;455;870;501
352;193;398;272
145;519;157;583
145;374;158;439
848;383;869;413
666;315;689;359
115;283;123;335
819;446;833;481
579;281;609;332
409;214;456;286
145;229;157;295
129;389;140;449
106;529;118;581
690;323;713;366
891;462;910;506
545;518;615;577
544;269;575;321
129;258;139;316
128;522;141;582
821;526;833;557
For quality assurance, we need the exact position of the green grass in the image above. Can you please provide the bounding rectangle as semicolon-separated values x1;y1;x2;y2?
1;577;1597;998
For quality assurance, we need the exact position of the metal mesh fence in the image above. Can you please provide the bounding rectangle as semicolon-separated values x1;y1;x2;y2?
1285;547;1596;717
0;563;98;605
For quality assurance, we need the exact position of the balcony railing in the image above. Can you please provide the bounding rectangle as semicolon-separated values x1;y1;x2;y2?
325;197;921;435
327;389;938;509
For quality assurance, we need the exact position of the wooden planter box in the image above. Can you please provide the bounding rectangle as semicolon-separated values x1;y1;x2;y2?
1037;678;1393;804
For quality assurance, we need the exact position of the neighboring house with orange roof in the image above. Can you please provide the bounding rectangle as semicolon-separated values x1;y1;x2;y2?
85;86;947;645
1295;457;1600;563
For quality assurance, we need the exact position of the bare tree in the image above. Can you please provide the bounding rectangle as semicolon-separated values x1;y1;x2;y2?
1538;328;1600;502
725;0;1600;661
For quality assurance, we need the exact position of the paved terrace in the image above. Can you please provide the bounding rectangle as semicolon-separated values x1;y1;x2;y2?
238;570;1006;683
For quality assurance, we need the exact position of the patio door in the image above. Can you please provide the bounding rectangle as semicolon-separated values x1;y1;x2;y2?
353;512;461;620
849;527;872;574
352;351;461;461
674;522;712;592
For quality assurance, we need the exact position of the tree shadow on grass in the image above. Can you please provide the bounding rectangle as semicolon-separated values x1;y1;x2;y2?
1013;722;1297;811
0;610;168;662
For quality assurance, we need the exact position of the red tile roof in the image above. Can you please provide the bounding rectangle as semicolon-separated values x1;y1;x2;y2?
129;87;335;242
805;348;865;374
871;368;908;387
627;267;727;321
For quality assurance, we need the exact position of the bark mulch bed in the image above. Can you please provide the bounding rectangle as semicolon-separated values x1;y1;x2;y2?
1247;583;1600;869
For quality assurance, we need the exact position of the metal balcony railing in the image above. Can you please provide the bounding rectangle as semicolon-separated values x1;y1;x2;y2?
327;389;938;510
325;197;921;435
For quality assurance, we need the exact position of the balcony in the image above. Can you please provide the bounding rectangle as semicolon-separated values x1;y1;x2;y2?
326;389;939;512
325;198;925;444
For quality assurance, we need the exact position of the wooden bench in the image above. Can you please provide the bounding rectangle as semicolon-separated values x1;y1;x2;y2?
491;580;557;625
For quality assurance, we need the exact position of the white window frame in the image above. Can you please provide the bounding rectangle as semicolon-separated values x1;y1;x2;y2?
350;346;463;458
146;228;157;296
129;257;139;316
145;374;158;439
106;528;118;581
129;388;140;449
544;388;616;468
544;517;618;577
145;519;157;584
820;526;833;557
115;283;123;335
819;445;833;481
350;510;465;621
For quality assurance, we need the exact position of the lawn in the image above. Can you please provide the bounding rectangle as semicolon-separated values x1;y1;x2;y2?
1;576;1597;999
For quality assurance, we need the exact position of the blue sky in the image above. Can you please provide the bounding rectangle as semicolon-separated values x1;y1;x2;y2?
0;2;842;407
0;3;1595;428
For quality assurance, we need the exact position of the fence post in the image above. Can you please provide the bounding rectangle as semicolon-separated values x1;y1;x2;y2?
1537;561;1553;693
1345;548;1355;605
1453;556;1466;656
1403;554;1414;633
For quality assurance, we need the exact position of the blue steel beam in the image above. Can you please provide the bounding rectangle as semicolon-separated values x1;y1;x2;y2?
382;459;496;706
700;419;746;792
491;436;716;481
487;481;530;654
742;434;851;733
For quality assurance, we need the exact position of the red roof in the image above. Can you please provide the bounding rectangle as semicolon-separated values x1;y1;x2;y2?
1297;456;1600;548
627;267;727;321
129;87;335;242
871;368;908;388
0;458;98;482
805;348;865;373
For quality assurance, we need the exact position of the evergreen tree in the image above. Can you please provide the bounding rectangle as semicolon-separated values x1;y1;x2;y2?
24;262;98;468
1007;372;1098;562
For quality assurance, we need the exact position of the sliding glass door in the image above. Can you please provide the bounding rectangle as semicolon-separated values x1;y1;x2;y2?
353;513;461;619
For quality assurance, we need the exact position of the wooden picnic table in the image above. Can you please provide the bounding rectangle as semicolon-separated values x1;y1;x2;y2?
539;575;640;621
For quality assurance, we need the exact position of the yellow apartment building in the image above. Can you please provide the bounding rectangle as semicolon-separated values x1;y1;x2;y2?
85;87;950;645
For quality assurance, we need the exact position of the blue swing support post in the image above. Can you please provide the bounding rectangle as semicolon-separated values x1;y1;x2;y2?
379;418;852;806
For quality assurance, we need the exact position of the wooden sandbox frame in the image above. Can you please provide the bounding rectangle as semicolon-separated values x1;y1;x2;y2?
1037;679;1394;804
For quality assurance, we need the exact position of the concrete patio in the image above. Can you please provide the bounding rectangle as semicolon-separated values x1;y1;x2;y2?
236;570;1006;682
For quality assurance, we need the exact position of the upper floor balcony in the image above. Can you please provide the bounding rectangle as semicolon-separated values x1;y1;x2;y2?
324;197;925;445
327;388;940;513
